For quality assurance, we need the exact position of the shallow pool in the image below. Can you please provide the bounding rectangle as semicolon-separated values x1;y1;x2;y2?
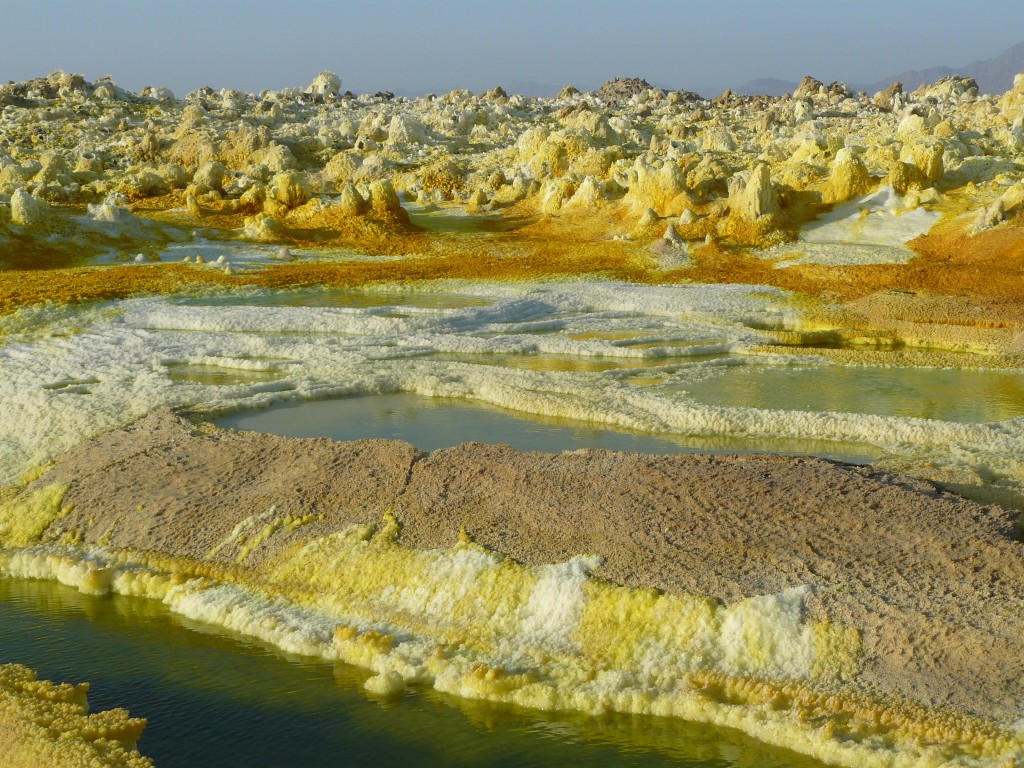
214;392;880;464
0;577;825;768
675;362;1024;423
3;280;1023;516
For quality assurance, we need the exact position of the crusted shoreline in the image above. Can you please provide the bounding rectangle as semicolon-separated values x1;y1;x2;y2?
2;409;1023;766
3;65;1024;765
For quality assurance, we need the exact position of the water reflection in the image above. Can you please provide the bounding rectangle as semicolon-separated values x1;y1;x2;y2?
213;392;880;464
0;578;825;768
675;363;1024;423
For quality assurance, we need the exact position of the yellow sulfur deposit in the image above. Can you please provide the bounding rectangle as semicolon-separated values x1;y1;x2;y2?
4;64;1024;768
0;663;151;768
2;507;1021;767
0;483;67;548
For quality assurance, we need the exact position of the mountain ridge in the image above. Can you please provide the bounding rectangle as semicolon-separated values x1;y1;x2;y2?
736;40;1024;96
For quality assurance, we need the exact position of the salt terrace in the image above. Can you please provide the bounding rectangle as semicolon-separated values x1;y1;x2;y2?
4;68;1024;768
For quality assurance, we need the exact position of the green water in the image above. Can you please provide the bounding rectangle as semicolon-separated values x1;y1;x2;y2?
214;393;880;464
0;578;826;767
678;363;1024;423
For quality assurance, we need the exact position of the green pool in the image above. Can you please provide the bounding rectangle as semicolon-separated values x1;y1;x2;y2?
214;392;880;464
0;578;825;767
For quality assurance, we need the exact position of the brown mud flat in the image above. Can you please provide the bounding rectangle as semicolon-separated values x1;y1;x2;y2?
28;408;1024;724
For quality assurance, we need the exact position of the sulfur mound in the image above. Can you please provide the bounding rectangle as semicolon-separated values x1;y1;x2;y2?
824;148;874;203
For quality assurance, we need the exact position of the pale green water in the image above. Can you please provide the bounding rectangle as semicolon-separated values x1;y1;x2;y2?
407;206;531;234
214;392;881;464
677;363;1024;423
6;279;1020;766
0;578;826;767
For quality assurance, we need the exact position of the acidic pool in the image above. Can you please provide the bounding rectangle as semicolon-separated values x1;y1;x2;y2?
214;392;881;464
0;577;826;768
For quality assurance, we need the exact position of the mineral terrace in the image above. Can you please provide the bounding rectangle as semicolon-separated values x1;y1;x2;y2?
2;69;1024;767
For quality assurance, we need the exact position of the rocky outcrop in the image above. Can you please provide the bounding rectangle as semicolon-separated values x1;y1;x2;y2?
306;71;341;98
873;81;903;111
728;162;779;220
793;75;826;99
825;148;873;203
595;77;661;101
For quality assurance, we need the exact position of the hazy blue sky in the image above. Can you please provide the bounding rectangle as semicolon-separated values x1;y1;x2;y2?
3;0;1023;96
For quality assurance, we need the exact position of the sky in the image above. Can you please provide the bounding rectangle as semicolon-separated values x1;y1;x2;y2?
2;0;1024;97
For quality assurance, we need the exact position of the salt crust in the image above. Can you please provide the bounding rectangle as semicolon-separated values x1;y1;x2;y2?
763;187;941;266
0;281;1020;502
0;541;997;768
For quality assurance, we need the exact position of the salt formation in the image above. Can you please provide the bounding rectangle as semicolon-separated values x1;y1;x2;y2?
3;63;1019;262
306;71;341;98
4;411;1024;767
10;188;61;230
0;663;151;767
3;63;1024;767
728;162;779;220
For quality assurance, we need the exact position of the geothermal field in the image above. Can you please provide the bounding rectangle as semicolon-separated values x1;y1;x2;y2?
2;68;1024;766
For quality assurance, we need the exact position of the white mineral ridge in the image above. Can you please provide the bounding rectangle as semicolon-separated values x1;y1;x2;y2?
0;281;1020;506
802;187;939;246
766;187;941;266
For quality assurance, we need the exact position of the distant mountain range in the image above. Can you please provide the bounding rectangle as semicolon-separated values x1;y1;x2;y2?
736;40;1024;96
380;40;1024;100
